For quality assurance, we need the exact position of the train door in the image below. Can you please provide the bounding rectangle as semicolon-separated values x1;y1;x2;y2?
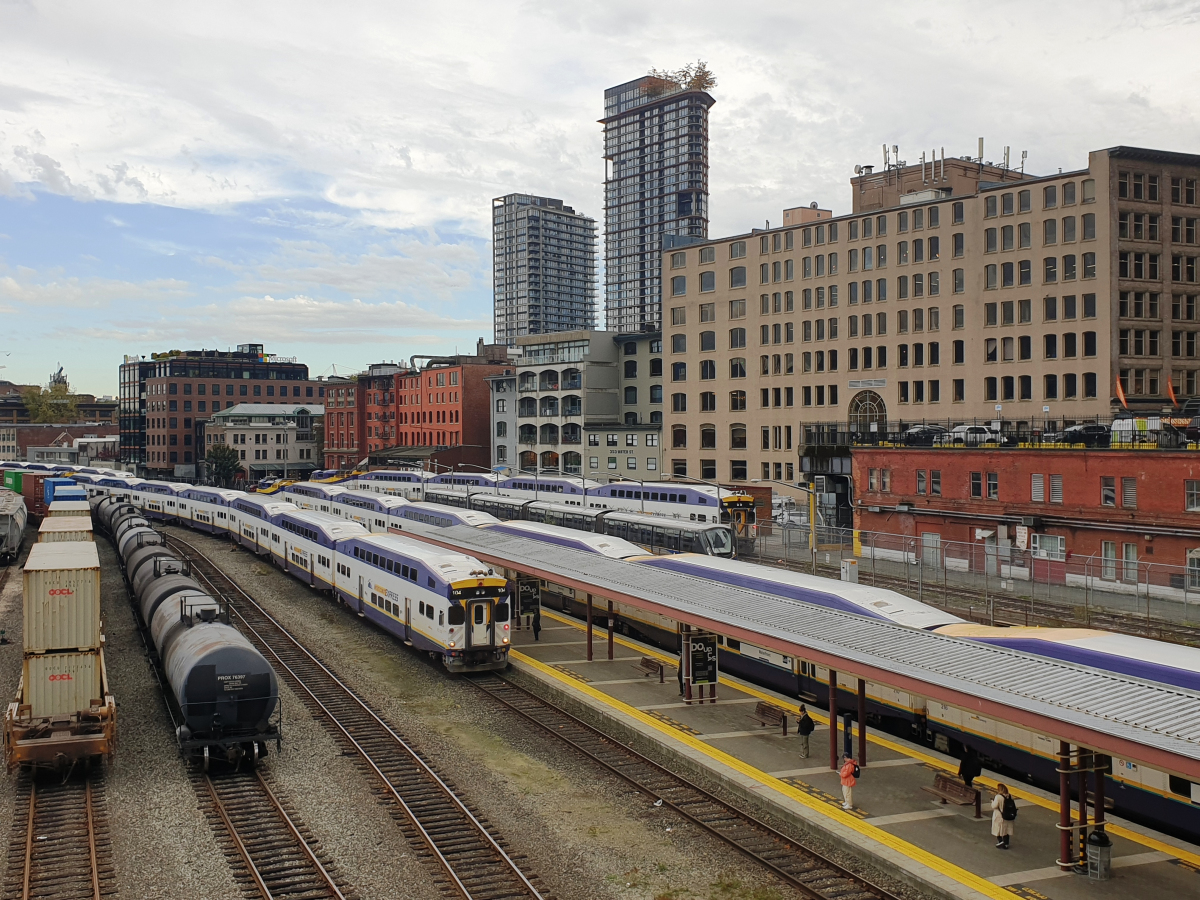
404;597;412;643
357;575;365;615
468;601;490;647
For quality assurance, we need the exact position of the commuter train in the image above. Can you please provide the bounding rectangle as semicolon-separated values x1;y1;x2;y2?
94;496;280;767
70;471;1200;839
80;475;514;673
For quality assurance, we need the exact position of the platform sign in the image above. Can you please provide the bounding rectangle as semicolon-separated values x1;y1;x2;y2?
689;634;719;686
517;581;540;616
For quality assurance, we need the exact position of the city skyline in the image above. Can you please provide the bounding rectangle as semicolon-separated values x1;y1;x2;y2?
3;3;1200;394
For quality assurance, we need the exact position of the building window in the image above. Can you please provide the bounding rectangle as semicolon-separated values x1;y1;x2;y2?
1122;477;1137;509
970;471;982;498
987;472;998;500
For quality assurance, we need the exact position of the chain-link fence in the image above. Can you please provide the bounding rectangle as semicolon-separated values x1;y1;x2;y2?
744;525;1200;628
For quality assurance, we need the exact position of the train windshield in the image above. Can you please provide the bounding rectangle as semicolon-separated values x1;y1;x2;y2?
703;527;734;557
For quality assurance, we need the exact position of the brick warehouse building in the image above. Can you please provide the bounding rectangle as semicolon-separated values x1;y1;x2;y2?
121;344;328;478
853;445;1200;581
323;375;362;470
324;341;512;472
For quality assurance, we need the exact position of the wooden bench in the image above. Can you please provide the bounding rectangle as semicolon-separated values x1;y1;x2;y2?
748;701;789;736
632;656;665;683
922;772;982;818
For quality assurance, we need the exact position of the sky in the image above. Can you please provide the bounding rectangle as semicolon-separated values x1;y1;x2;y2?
2;1;1200;395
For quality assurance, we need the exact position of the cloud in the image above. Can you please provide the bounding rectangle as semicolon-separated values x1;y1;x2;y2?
11;148;92;200
0;270;193;309
74;294;489;345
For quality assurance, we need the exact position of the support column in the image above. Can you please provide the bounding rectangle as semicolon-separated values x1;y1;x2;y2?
607;600;614;660
1077;750;1091;867
856;678;867;766
1058;741;1073;870
1094;754;1107;834
829;670;839;770
586;593;593;661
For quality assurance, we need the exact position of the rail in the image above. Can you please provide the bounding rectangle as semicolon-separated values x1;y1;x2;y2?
198;770;348;900
169;533;546;900
471;674;904;900
4;773;113;900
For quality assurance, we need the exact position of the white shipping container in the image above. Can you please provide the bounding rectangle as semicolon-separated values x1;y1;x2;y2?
22;650;103;718
38;517;94;543
23;542;102;653
48;501;92;518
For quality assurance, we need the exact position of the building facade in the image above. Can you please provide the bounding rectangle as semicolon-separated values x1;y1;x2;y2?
661;145;1200;485
203;403;323;481
121;344;326;478
489;330;663;476
321;376;361;471
0;380;118;427
853;445;1200;579
0;424;119;464
492;194;597;345
602;75;715;333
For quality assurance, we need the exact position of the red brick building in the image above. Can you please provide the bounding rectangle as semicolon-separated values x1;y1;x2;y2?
854;446;1200;576
323;376;362;470
325;342;511;472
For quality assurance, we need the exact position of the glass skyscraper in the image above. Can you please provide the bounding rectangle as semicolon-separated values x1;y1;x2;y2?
492;193;597;346
602;76;715;333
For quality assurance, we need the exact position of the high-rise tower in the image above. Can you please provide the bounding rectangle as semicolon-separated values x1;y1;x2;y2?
492;193;597;346
601;73;715;332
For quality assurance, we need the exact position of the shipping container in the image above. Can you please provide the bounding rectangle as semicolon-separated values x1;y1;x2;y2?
20;472;49;518
48;500;92;517
44;478;75;506
37;517;94;543
3;469;30;493
23;542;102;653
21;650;102;718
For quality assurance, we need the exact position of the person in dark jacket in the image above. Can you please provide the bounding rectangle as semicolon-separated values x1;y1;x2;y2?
531;608;541;641
796;706;815;758
959;747;982;788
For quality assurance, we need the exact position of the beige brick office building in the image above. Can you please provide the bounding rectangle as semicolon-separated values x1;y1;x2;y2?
661;146;1200;483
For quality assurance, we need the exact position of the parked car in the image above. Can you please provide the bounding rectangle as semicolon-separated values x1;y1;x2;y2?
1045;423;1111;447
935;425;1004;446
902;424;948;446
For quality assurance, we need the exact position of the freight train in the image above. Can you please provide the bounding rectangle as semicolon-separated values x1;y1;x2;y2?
0;489;26;564
95;496;280;768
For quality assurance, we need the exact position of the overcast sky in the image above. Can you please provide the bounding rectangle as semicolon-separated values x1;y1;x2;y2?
2;1;1199;394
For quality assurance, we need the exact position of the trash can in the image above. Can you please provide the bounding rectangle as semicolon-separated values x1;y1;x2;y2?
841;558;859;583
1086;830;1112;880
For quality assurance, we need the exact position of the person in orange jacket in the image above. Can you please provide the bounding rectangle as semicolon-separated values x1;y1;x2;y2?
839;755;859;810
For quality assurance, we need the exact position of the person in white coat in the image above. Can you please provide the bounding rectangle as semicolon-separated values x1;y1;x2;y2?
991;783;1015;849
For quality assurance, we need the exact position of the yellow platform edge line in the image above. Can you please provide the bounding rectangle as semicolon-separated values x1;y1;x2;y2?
534;609;1200;869
511;648;1013;900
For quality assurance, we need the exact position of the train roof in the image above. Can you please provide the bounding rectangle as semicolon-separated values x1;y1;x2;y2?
277;507;368;539
356;469;427;482
285;482;347;499
401;501;500;527
141;480;193;495
601;510;727;532
640;554;966;631
354;532;494;583
484;520;643;559
181;487;244;503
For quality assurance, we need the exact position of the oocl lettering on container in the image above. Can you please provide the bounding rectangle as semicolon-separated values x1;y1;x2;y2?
48;589;74;596
48;673;74;681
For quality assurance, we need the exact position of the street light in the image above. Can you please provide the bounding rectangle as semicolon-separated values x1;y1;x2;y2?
608;473;647;513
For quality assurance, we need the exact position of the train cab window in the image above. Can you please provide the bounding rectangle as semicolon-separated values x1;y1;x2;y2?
495;602;510;620
1169;775;1199;801
448;606;465;625
726;637;741;650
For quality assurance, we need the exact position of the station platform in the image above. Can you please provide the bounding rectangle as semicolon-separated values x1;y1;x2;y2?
507;610;1200;900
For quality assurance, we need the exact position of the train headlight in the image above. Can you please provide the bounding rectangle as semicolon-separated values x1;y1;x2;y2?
503;637;509;644
449;641;455;648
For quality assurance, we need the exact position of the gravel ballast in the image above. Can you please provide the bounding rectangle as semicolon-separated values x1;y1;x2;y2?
172;526;795;900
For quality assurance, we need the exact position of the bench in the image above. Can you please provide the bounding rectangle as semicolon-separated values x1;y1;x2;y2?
748;701;789;736
922;772;982;818
632;656;665;683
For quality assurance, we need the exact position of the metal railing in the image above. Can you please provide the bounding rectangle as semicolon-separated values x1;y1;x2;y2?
744;524;1200;629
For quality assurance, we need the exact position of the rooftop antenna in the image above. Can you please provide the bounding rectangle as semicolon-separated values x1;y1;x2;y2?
1003;145;1011;171
921;150;928;184
978;137;984;163
940;147;945;183
1020;150;1028;175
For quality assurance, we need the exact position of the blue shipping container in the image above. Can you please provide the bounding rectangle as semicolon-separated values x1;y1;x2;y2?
44;478;76;505
53;487;87;502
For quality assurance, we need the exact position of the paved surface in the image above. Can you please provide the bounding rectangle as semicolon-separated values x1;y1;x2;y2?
509;611;1200;900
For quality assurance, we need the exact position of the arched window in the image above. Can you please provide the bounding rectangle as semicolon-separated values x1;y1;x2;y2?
562;451;582;475
848;390;887;432
701;426;717;449
539;423;559;444
539;396;559;416
729;327;747;349
730;425;747;449
539;370;560;391
540;450;559;470
624;386;638;404
672;426;687;448
519;451;537;472
729;390;747;411
518;423;536;443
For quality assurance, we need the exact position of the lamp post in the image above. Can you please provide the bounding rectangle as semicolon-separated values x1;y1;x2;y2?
609;474;647;513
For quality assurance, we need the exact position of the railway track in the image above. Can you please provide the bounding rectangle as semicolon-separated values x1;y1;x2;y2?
169;533;549;900
470;674;903;900
195;769;350;900
2;772;115;900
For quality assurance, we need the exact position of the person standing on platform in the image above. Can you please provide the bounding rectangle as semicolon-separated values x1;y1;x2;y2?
797;706;815;758
839;755;858;810
532;608;541;641
959;747;982;788
991;783;1016;849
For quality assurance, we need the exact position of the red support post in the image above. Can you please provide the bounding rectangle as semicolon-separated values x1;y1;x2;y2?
1058;741;1073;870
829;669;839;770
1077;750;1090;866
1094;754;1107;834
857;678;867;766
586;593;593;661
607;599;614;660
